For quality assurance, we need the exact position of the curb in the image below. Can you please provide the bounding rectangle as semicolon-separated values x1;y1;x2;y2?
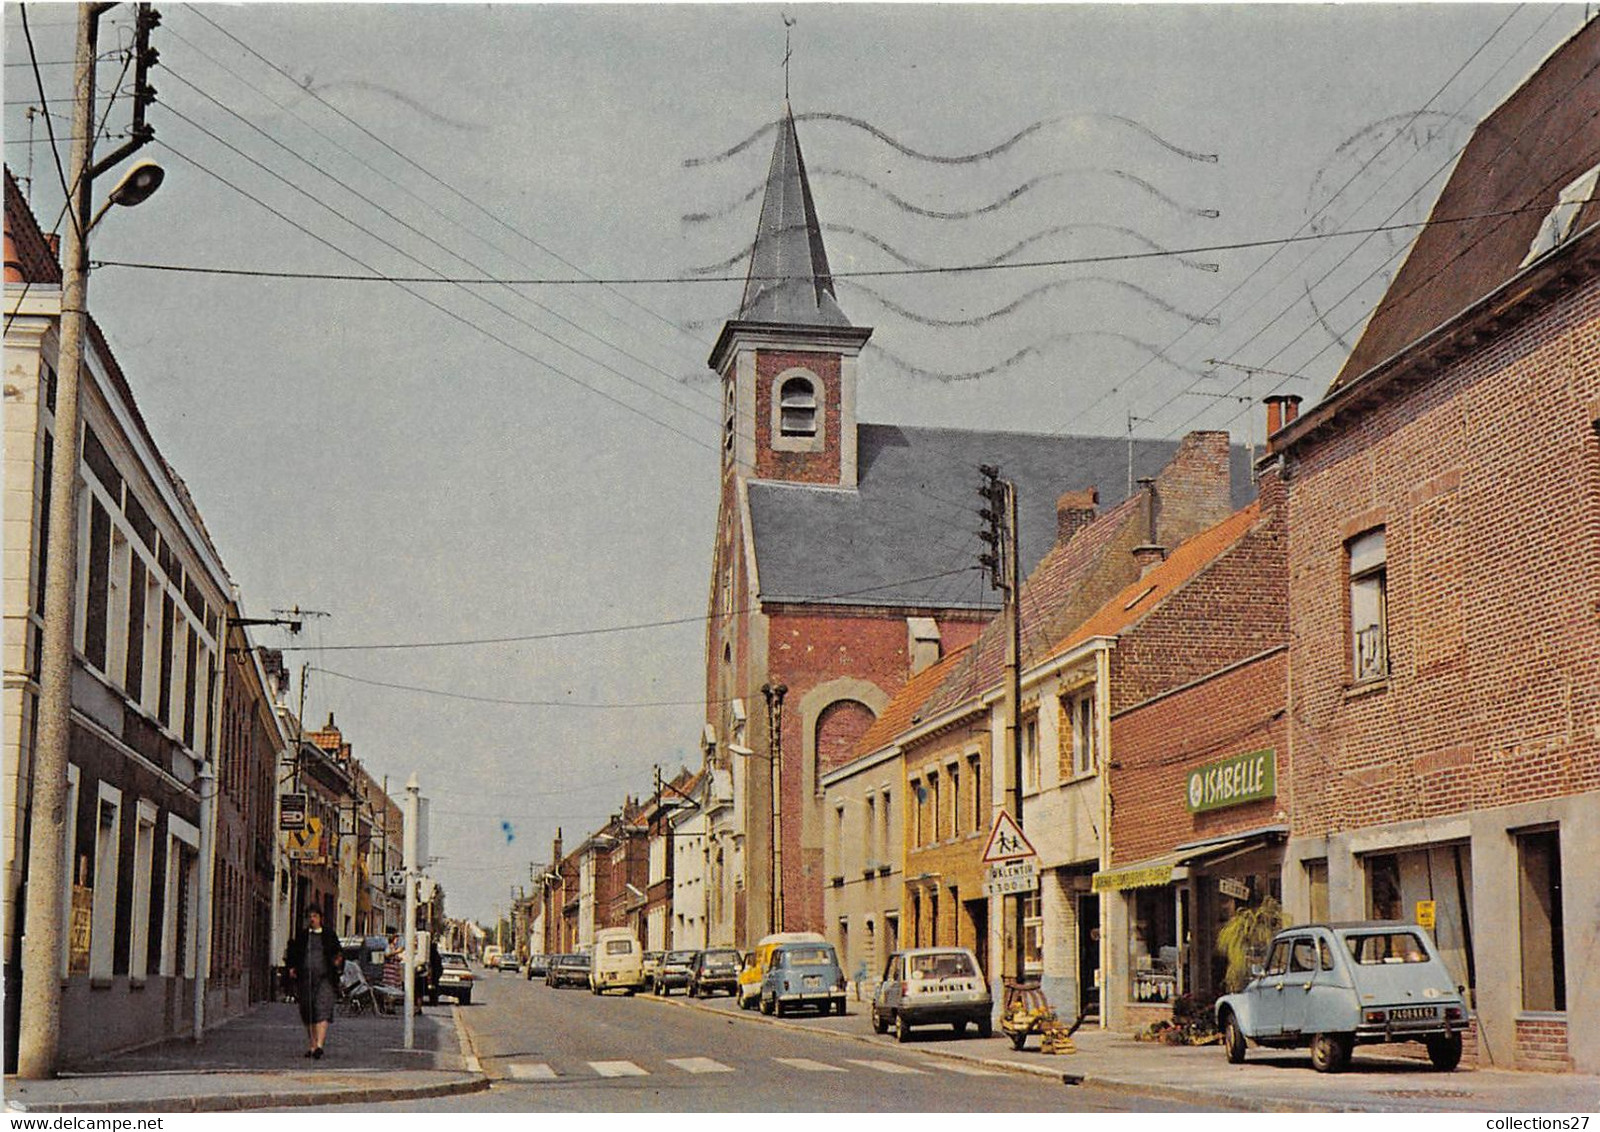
5;1073;491;1114
632;991;1414;1113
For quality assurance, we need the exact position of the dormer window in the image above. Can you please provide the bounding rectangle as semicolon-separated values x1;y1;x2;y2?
778;375;817;437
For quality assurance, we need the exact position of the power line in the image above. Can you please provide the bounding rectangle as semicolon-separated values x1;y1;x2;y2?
83;205;1560;286
276;565;979;653
311;666;721;710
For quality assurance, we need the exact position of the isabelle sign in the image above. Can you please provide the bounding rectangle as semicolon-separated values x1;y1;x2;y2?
1185;749;1276;814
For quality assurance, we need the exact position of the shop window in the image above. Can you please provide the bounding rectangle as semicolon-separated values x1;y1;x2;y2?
1023;889;1043;975
1129;887;1177;1003
1348;528;1387;682
1517;829;1565;1012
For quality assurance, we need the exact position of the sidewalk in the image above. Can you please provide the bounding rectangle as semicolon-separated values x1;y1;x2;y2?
646;990;1600;1114
2;1001;486;1113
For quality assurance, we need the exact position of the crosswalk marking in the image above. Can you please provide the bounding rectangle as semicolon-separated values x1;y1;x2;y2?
665;1057;735;1074
505;1063;558;1080
845;1058;927;1075
772;1057;846;1072
590;1060;650;1077
928;1061;1001;1076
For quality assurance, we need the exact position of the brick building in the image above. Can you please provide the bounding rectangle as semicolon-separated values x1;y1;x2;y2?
703;104;1253;949
1271;22;1600;1072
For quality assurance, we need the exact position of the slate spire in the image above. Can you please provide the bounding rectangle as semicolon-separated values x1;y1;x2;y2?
738;103;851;327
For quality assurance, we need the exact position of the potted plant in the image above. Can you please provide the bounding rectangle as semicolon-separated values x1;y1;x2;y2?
1215;896;1286;993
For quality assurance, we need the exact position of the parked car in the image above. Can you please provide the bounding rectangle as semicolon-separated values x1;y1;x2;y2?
738;932;826;1009
546;953;590;989
435;950;475;1005
759;940;847;1017
652;950;696;995
526;954;550;980
497;951;521;972
870;947;993;1042
482;945;502;970
1215;922;1468;1073
590;928;645;995
687;948;742;998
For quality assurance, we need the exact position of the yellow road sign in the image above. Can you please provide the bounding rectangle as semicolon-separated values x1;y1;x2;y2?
285;816;323;860
1415;899;1436;930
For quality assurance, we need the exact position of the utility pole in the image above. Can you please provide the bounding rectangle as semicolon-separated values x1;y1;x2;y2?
761;683;787;934
17;2;161;1080
402;774;419;1050
980;465;1025;984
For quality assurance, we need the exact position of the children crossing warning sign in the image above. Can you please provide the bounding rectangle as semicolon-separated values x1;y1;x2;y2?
981;810;1037;862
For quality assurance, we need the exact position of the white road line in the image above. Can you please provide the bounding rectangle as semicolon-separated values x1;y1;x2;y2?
505;1063;558;1080
845;1058;927;1075
772;1057;846;1072
928;1061;1001;1076
590;1060;650;1077
666;1057;735;1074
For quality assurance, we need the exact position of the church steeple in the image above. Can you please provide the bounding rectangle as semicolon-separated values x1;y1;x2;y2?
738;104;850;328
709;105;873;489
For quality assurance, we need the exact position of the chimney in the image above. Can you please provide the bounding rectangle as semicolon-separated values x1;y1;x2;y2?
1265;395;1292;436
1132;476;1165;576
46;233;60;261
1056;487;1099;544
1283;394;1302;424
1132;544;1167;577
906;616;943;675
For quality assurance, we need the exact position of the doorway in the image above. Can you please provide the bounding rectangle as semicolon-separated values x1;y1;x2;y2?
965;897;988;977
1077;892;1100;1018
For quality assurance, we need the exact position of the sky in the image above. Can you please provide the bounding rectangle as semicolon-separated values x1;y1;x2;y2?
4;2;1587;923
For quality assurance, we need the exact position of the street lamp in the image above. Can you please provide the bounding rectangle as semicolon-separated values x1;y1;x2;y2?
16;3;164;1077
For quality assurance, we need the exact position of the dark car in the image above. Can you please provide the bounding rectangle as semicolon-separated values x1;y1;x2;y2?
435;950;475;1005
652;950;696;995
526;953;550;980
546;953;590;990
687;948;741;998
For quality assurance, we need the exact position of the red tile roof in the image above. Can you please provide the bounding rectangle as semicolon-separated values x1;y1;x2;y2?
852;643;974;759
1044;501;1265;663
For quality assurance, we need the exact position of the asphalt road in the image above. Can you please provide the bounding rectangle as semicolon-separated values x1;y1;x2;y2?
309;965;1230;1112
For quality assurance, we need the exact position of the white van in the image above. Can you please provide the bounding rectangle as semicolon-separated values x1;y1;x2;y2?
589;928;644;995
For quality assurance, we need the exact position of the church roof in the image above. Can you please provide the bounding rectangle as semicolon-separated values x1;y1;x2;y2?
746;423;1256;609
1330;19;1600;391
737;103;851;327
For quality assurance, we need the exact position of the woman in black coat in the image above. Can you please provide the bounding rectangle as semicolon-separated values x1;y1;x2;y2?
285;906;343;1058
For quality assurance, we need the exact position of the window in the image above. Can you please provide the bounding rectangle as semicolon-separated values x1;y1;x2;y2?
90;783;122;979
948;764;961;836
1304;858;1330;923
968;753;983;830
84;498;111;673
1348;528;1387;682
1517;829;1565;1012
1264;940;1289;977
1365;853;1402;920
1022;889;1043;974
1130;886;1177;1002
1289;938;1317;973
1067;692;1097;778
158;592;175;726
58;764;80;977
125;554;147;698
778;375;817;437
1022;715;1039;792
162;816;200;978
881;790;892;865
912;780;923;846
927;772;940;843
722;379;736;456
864;795;876;865
129;801;157;977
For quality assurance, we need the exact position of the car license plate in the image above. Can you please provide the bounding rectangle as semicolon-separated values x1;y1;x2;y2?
1391;1007;1433;1021
804;976;821;988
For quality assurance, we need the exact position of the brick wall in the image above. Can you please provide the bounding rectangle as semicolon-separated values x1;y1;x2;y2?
1111;652;1289;866
1515;1017;1573;1071
1285;277;1600;839
753;349;842;484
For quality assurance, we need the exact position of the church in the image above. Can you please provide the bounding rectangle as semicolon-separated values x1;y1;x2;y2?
698;105;1253;948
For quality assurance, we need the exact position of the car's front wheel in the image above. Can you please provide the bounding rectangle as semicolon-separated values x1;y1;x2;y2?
871;1006;888;1034
1222;1011;1247;1064
1309;1031;1352;1073
458;991;471;1006
1427;1033;1463;1071
895;1012;911;1044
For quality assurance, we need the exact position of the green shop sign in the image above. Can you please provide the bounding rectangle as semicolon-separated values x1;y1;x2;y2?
1185;749;1276;814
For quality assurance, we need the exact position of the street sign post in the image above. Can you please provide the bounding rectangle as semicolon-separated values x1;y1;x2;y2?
981;811;1039;895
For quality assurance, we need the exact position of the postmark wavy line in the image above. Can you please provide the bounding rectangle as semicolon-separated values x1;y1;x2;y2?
683;167;1219;226
683;111;1216;168
687;222;1220;276
867;333;1213;383
840;277;1221;328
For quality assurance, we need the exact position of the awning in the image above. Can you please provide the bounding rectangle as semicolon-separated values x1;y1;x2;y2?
1092;833;1279;893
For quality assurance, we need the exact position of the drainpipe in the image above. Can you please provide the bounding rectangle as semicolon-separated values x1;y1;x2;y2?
193;761;217;1041
1096;643;1113;1031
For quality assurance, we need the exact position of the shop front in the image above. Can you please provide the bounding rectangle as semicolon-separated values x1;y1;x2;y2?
1094;829;1286;1032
